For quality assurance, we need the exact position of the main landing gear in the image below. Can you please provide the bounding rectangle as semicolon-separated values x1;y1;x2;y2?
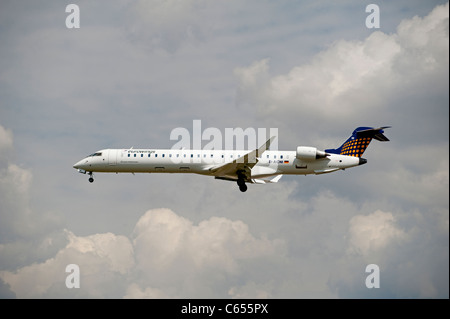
237;171;247;192
237;180;248;192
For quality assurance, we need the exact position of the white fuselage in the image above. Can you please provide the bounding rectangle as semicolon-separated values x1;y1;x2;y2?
73;148;362;179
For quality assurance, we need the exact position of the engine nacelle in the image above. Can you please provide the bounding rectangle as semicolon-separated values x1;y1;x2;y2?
296;146;330;161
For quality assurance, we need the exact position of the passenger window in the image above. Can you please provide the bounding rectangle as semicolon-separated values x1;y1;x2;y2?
162;154;165;157
134;154;136;157
280;155;283;159
155;154;158;157
128;154;130;157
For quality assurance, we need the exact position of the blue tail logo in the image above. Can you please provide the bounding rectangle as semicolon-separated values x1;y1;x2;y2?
325;127;390;158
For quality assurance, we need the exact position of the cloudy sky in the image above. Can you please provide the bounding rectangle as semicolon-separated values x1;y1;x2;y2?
0;0;448;299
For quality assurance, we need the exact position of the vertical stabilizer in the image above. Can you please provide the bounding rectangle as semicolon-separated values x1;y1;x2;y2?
325;127;390;158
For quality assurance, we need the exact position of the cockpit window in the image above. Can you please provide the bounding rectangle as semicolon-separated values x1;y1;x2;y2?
88;152;102;157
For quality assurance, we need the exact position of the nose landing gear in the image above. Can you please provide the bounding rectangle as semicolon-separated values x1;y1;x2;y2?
88;172;94;183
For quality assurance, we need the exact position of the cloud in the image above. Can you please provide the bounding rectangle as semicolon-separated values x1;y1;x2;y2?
0;125;65;273
0;124;54;242
347;210;407;256
0;185;447;298
130;208;285;298
0;208;284;298
0;163;33;240
0;230;134;298
234;2;449;131
328;205;449;298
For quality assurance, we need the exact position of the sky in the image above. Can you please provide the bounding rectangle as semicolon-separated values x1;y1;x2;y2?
0;0;448;299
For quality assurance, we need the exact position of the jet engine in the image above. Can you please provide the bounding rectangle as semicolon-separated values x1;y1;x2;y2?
296;146;330;161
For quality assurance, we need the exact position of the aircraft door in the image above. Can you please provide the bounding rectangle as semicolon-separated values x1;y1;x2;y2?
108;149;117;165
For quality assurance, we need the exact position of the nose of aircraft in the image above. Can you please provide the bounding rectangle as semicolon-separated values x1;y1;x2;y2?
73;159;86;169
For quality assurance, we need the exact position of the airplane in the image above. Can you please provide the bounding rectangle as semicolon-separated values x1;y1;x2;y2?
73;126;390;192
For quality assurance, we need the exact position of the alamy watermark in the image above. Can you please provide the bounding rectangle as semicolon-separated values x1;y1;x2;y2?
168;120;278;164
65;4;80;29
366;4;380;29
365;264;380;289
65;4;380;31
65;264;80;289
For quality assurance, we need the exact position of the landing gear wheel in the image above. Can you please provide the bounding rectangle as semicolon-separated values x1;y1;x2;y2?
237;172;247;192
88;177;94;183
88;172;94;183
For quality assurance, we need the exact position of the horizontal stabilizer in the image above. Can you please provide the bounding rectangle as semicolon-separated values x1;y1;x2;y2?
356;126;390;141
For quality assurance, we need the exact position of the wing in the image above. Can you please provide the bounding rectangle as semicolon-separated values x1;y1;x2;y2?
208;136;276;182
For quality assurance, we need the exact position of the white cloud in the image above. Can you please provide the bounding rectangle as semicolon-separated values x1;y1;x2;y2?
0;230;134;298
130;208;284;297
0;126;62;244
0;141;34;240
0;125;66;277
347;210;407;256
1;187;447;298
0;208;284;298
65;230;134;275
234;2;449;123
328;204;448;298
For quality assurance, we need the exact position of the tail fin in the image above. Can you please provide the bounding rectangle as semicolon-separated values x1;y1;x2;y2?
325;127;390;158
